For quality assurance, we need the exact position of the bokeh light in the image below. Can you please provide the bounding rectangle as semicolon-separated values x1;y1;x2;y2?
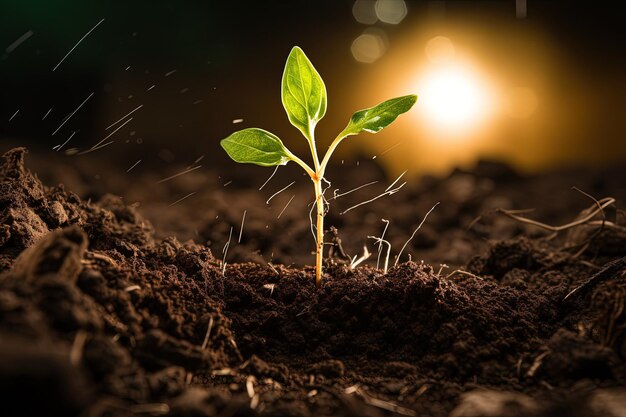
425;36;455;64
352;0;378;25
351;29;388;63
374;0;407;25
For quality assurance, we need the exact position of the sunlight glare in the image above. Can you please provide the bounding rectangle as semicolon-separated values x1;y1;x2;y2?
505;87;538;119
417;64;492;132
425;36;455;64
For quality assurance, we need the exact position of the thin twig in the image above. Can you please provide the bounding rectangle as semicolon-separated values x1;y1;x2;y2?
5;30;33;53
497;197;616;232
385;170;407;192
395;203;440;266
168;192;195;207
351;387;417;417
380;141;403;156
259;166;279;190
330;181;378;200
349;245;372;269
76;141;114;155
277;194;296;219
201;317;214;350
53;18;105;71
91;117;133;149
563;255;626;302
126;159;142;173
54;130;76;151
51;92;94;135
375;219;390;270
42;107;53;120
238;210;247;243
368;235;391;274
221;226;233;276
266;181;295;204
157;165;202;184
105;104;143;130
340;181;406;215
445;269;483;280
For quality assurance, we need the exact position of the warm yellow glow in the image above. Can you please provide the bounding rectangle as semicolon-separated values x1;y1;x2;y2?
505;87;538;119
417;63;493;132
425;36;455;64
346;21;615;177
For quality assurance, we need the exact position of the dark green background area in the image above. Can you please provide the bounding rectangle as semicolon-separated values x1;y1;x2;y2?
1;1;624;168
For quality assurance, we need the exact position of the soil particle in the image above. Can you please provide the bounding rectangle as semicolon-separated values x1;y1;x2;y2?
540;329;620;381
242;354;290;382
136;329;214;370
11;226;87;282
0;147;625;416
148;366;188;397
168;387;253;417
306;359;346;379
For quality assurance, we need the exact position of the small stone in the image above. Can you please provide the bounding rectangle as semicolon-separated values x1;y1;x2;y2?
11;226;87;283
306;359;345;378
450;389;539;417
588;388;626;417
382;361;417;377
148;366;187;397
47;201;68;227
137;329;211;370
242;354;289;382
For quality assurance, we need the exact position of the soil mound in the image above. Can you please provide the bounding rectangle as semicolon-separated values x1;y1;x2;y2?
1;148;624;417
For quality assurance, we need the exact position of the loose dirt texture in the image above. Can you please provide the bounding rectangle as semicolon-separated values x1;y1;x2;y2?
1;147;625;417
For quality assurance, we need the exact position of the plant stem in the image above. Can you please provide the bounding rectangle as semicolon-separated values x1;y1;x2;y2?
307;129;321;171
288;152;315;178
319;130;350;174
313;176;324;287
295;127;353;286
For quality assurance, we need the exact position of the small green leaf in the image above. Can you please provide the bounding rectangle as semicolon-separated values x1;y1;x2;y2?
220;128;293;167
281;46;327;140
343;94;417;136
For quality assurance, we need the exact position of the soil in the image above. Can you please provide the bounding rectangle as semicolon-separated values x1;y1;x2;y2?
1;146;625;417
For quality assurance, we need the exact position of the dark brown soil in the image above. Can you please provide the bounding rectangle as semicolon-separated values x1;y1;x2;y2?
1;147;625;417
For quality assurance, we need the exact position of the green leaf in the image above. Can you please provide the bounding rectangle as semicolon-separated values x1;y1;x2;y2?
281;46;327;140
343;94;417;136
220;128;293;167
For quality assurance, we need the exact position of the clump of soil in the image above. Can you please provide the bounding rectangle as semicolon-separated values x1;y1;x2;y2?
0;147;625;417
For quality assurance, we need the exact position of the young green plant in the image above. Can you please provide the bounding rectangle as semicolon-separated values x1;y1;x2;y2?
220;46;416;286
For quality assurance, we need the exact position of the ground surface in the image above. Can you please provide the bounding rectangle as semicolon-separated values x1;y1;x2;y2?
1;147;625;417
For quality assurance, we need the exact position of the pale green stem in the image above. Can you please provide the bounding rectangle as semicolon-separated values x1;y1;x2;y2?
292;127;353;287
313;178;324;287
319;129;351;174
307;127;321;171
288;152;315;178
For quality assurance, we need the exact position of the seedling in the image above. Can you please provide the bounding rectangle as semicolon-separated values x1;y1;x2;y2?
220;46;416;286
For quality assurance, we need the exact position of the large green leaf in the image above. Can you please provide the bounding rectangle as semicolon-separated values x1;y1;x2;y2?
281;46;327;140
343;95;417;136
220;128;293;167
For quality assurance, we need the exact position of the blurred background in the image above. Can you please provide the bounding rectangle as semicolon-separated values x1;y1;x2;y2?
1;0;625;177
